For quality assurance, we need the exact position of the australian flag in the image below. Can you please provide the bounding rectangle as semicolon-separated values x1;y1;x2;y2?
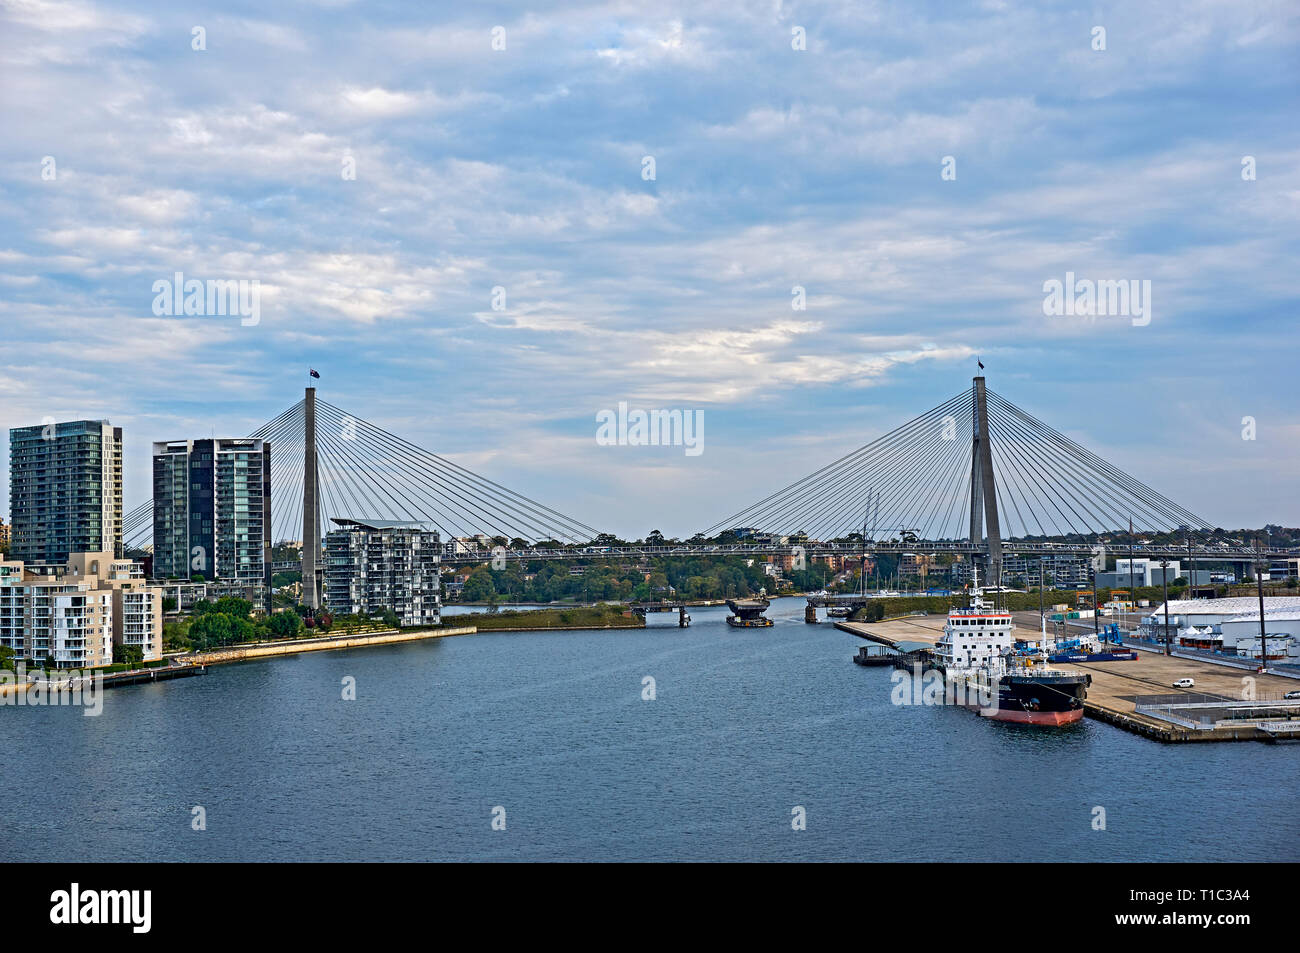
309;368;321;379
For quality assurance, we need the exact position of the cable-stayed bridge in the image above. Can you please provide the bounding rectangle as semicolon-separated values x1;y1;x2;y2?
123;377;1294;604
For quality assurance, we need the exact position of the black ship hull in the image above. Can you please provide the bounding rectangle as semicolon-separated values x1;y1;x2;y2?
940;668;1091;724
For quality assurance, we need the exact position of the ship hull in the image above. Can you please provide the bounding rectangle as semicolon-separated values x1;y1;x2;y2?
980;705;1085;725
943;670;1091;725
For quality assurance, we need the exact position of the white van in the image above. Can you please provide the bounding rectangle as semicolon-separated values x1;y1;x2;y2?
1172;678;1195;689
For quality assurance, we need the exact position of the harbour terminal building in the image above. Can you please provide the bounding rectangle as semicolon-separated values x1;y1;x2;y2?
152;438;272;610
0;552;163;668
1140;596;1300;660
8;419;124;563
324;518;441;627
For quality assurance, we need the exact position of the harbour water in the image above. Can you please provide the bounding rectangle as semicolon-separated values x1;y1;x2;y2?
3;597;1296;862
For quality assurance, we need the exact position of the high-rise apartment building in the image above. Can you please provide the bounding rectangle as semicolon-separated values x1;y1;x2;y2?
151;438;271;607
8;420;123;563
325;518;441;627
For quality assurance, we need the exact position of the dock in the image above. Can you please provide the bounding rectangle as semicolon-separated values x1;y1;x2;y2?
840;612;1300;742
98;664;206;689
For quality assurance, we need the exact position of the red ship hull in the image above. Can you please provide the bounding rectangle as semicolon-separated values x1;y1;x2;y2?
981;706;1085;725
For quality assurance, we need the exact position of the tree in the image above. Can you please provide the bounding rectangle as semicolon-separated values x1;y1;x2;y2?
193;597;252;618
230;616;257;643
266;612;302;640
462;567;496;602
861;602;886;622
210;597;253;619
163;621;191;651
113;644;144;667
189;613;234;649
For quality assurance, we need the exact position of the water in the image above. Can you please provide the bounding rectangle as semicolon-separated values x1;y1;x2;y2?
3;597;1296;861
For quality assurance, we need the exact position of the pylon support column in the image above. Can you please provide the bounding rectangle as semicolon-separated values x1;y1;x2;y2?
302;386;321;610
969;376;1003;588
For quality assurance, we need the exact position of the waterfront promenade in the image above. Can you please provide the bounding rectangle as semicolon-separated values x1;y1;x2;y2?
185;625;480;666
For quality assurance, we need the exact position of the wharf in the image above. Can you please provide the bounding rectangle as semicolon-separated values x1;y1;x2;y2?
1;661;206;699
99;664;206;688
840;611;1300;743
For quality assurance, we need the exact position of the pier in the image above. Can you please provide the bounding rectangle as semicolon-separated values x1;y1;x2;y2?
98;664;206;689
842;612;1300;742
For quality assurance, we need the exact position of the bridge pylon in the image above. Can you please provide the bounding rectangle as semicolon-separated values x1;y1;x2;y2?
302;385;321;610
969;376;1002;588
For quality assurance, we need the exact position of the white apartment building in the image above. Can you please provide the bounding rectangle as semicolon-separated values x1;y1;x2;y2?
324;519;441;627
0;552;162;667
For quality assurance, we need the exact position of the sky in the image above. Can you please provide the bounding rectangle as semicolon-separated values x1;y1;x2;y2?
1;0;1298;540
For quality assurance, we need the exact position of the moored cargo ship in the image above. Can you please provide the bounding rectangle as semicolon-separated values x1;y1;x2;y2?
932;570;1090;725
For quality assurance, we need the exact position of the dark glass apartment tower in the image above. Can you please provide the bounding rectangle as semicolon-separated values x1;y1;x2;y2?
152;438;272;605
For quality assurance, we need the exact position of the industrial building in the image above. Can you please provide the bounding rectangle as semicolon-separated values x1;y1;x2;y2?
1140;595;1300;659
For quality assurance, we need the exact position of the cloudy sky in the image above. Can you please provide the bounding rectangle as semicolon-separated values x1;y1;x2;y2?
2;0;1297;539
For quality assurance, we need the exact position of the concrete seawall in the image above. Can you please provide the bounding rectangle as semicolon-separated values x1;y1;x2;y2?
190;625;478;665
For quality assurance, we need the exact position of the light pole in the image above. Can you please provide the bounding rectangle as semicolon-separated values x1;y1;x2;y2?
1255;537;1268;673
1038;559;1044;633
1128;517;1136;639
1161;558;1171;656
1090;560;1100;643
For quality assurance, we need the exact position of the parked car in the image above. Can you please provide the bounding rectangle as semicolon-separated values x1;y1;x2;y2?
1172;678;1195;689
1284;690;1300;700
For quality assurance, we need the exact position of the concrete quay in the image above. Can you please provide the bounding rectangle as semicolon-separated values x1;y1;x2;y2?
837;612;1300;743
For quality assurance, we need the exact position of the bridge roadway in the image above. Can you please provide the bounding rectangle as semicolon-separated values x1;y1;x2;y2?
438;540;1294;565
274;540;1295;571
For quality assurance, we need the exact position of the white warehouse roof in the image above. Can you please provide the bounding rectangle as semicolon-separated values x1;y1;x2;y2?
1147;596;1300;619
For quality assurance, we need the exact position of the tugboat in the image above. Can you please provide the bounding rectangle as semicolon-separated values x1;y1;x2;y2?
931;568;1090;725
726;598;774;628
